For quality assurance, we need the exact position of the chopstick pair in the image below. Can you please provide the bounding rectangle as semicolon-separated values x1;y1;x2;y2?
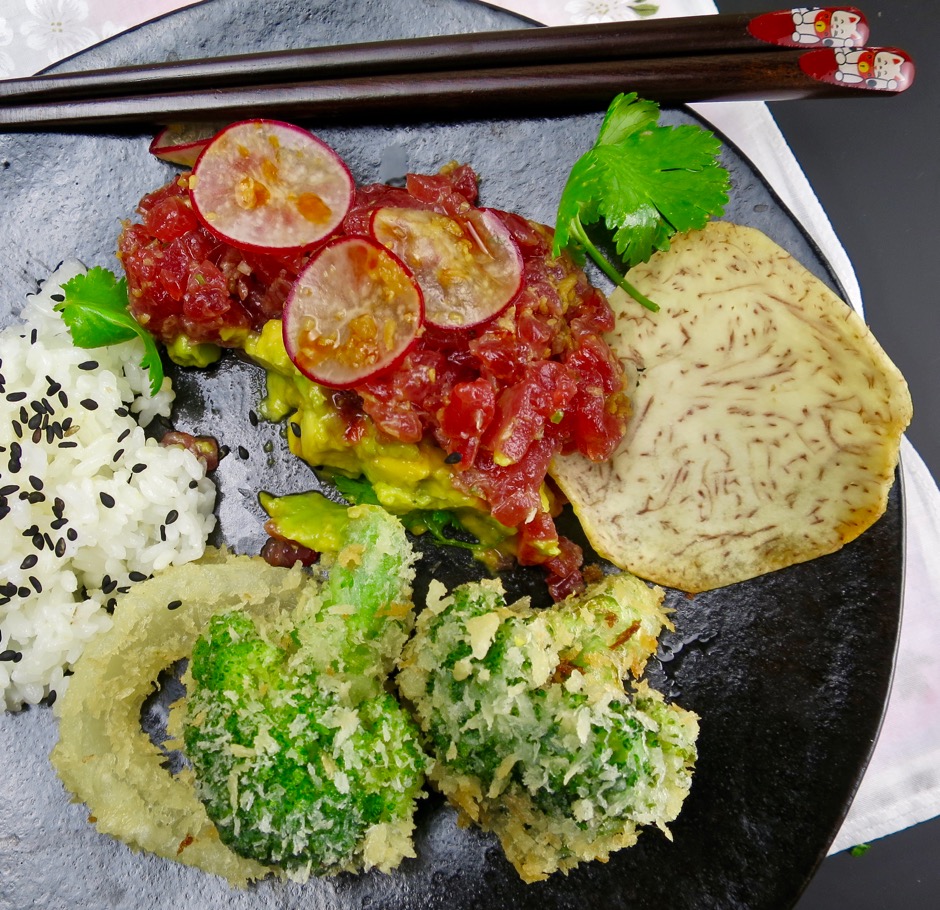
0;7;915;131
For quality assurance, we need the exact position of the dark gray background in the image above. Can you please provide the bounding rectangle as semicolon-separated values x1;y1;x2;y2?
714;1;940;907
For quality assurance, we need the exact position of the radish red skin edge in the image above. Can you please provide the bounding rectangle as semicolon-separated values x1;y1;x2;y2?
370;205;523;331
189;119;355;255
283;235;424;389
149;124;219;167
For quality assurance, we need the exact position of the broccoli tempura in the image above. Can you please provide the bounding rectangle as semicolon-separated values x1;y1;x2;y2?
397;572;699;883
183;504;426;878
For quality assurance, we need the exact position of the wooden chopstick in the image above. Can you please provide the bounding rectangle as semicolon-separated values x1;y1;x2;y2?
0;8;870;106
0;47;915;133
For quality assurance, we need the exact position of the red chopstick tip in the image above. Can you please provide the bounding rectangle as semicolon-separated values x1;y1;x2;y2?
748;6;868;49
799;46;915;93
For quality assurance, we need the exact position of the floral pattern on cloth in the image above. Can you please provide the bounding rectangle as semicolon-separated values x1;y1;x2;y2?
0;0;191;78
564;1;660;23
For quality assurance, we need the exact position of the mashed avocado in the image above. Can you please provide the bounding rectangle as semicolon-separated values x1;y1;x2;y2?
166;334;223;368
243;321;508;550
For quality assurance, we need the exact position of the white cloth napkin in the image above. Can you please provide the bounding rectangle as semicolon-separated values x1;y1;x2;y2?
3;0;938;856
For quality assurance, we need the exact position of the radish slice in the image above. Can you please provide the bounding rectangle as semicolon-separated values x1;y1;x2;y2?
149;122;224;166
371;206;523;330
283;236;423;389
189;119;354;254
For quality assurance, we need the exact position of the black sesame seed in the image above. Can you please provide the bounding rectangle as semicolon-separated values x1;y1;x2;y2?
219;444;231;457
78;360;98;371
159;525;167;542
81;398;98;410
99;492;115;508
112;449;125;463
27;491;45;504
28;475;43;491
444;451;463;464
117;428;131;443
50;518;67;530
22;524;38;537
167;600;182;611
30;328;37;344
29;576;42;594
19;554;38;570
0;484;16;496
165;509;179;525
132;463;147;473
58;441;78;449
45;690;57;706
290;422;301;437
49;293;65;303
53;497;65;517
238;445;249;460
67;528;78;541
102;576;117;595
10;442;21;459
46;377;61;395
12;421;22;439
129;571;148;582
17;587;30;599
114;406;128;417
55;538;66;558
32;534;44;550
188;480;198;489
18;405;28;423
249;409;259;426
58;390;68;408
0;650;21;662
5;391;26;402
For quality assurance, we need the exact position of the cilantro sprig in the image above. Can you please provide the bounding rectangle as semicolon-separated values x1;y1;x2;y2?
55;267;165;395
553;92;730;311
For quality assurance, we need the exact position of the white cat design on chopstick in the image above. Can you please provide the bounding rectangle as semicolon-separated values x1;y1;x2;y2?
790;7;865;47
833;47;912;91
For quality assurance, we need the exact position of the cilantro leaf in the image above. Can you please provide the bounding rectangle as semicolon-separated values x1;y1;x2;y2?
55;267;165;396
553;92;730;311
331;473;382;506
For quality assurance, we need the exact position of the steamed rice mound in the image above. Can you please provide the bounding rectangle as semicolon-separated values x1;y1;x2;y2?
0;262;216;709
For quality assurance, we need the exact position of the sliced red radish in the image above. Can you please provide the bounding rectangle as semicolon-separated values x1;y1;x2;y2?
370;206;523;331
189;119;354;254
283;236;423;389
149;122;225;166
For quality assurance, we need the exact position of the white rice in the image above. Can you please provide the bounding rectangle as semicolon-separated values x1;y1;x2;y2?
0;261;217;710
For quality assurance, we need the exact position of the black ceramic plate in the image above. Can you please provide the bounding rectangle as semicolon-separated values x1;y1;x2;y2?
0;2;903;909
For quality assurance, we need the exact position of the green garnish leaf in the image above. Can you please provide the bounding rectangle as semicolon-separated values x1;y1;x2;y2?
331;473;382;506
553;92;730;311
55;267;165;396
